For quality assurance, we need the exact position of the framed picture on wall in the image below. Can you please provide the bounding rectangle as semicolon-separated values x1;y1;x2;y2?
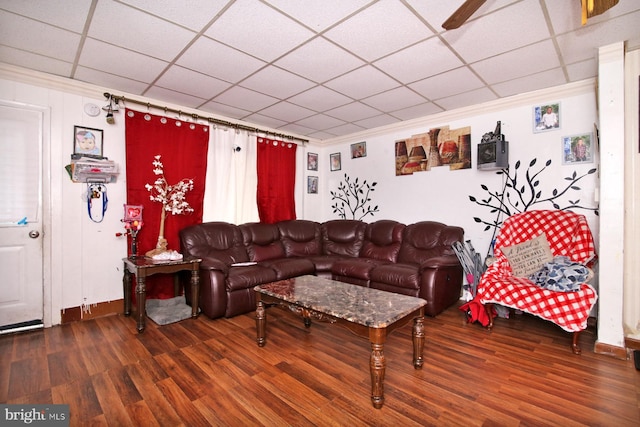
533;103;560;133
73;125;103;157
330;153;341;171
307;152;318;171
562;133;593;165
307;176;318;194
351;141;366;158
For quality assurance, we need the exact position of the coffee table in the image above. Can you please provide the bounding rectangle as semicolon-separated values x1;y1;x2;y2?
254;275;426;409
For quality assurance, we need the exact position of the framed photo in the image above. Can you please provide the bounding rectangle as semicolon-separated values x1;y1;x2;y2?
533;103;560;133
351;141;367;158
73;125;103;157
562;133;593;164
307;176;318;194
330;153;341;171
307;152;318;171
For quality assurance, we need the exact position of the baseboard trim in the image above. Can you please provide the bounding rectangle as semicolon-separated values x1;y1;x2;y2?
594;341;628;360
61;299;124;324
624;336;640;351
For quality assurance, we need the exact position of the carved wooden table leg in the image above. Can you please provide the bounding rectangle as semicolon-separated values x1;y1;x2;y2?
190;269;200;318
412;312;425;369
123;267;132;317
135;276;146;333
572;331;582;355
256;300;266;347
485;303;495;330
369;328;387;409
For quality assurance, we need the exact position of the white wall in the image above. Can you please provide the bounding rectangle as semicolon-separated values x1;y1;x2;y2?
312;82;600;268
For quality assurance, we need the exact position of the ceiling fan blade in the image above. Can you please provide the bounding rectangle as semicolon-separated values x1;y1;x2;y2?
442;0;487;30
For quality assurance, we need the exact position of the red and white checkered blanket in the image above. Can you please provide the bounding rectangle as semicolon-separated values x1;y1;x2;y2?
478;210;598;332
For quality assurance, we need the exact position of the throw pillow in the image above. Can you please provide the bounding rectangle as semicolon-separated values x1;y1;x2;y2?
501;233;553;278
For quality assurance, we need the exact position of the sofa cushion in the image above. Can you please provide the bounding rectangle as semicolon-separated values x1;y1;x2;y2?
321;220;366;257
180;221;249;265
240;222;286;262
278;220;322;256
361;220;405;262
227;265;277;292
369;263;420;291
260;257;316;280
398;221;463;264
332;258;388;281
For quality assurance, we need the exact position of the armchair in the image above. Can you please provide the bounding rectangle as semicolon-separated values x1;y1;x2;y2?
477;210;598;354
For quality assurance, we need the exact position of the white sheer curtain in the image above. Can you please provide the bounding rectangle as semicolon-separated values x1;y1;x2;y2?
202;127;259;224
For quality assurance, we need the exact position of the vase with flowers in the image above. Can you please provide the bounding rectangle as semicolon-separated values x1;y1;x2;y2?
144;155;194;260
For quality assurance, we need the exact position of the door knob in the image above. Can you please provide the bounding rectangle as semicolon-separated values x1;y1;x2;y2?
28;230;40;238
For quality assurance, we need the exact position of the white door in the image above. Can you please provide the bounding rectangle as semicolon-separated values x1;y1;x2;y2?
0;102;44;331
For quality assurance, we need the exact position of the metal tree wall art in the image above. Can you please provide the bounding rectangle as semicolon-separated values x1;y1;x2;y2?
330;173;379;220
470;158;598;232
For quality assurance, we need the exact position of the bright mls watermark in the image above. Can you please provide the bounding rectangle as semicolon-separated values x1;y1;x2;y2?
1;405;69;426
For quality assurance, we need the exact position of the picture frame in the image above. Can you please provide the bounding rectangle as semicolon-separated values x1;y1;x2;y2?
562;133;593;165
307;176;318;194
330;152;341;171
351;141;367;158
73;125;104;157
533;103;560;133
307;152;318;171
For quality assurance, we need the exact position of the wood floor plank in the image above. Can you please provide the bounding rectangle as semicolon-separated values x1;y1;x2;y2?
1;301;638;426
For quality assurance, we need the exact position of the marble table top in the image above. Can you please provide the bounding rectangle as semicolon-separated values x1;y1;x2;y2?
255;275;426;328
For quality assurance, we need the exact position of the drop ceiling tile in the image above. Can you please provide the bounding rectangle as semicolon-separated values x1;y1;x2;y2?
204;0;314;62
555;11;640;65
391;102;443;121
275;37;365;83
240;67;315;99
258;102;316;123
442;1;549;63
119;0;229;30
177;37;266;84
325;123;366;137
362;86;426;111
288;86;352;112
212;86;279;112
0;46;72;77
566;58;597;82
144;86;207;109
324;102;380;122
374;36;463;83
79;38;168;83
75;66;149;96
154;66;231;100
324;0;433;62
0;0;90;32
435;87;497;111
89;1;195;62
199;100;251;120
409;66;484;100
278;123;315;136
0;11;81;62
353;114;400;129
263;0;371;32
324;66;399;100
241;113;288;130
491;68;566;98
406;0;517;30
472;40;561;85
295;114;345;130
308;130;340;140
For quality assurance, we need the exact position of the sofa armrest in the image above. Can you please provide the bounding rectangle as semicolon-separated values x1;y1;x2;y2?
420;255;461;270
200;258;229;273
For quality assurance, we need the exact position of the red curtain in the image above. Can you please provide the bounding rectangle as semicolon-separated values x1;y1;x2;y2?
256;137;297;223
125;109;209;299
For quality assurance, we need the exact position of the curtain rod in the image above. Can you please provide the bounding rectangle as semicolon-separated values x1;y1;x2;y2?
103;92;309;145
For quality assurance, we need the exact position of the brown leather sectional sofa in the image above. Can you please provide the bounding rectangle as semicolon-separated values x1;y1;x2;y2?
179;219;464;319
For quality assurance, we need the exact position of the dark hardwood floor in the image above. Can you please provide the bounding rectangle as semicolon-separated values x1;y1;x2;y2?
1;302;638;426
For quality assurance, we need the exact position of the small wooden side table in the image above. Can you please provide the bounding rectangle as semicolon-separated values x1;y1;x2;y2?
122;256;201;333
